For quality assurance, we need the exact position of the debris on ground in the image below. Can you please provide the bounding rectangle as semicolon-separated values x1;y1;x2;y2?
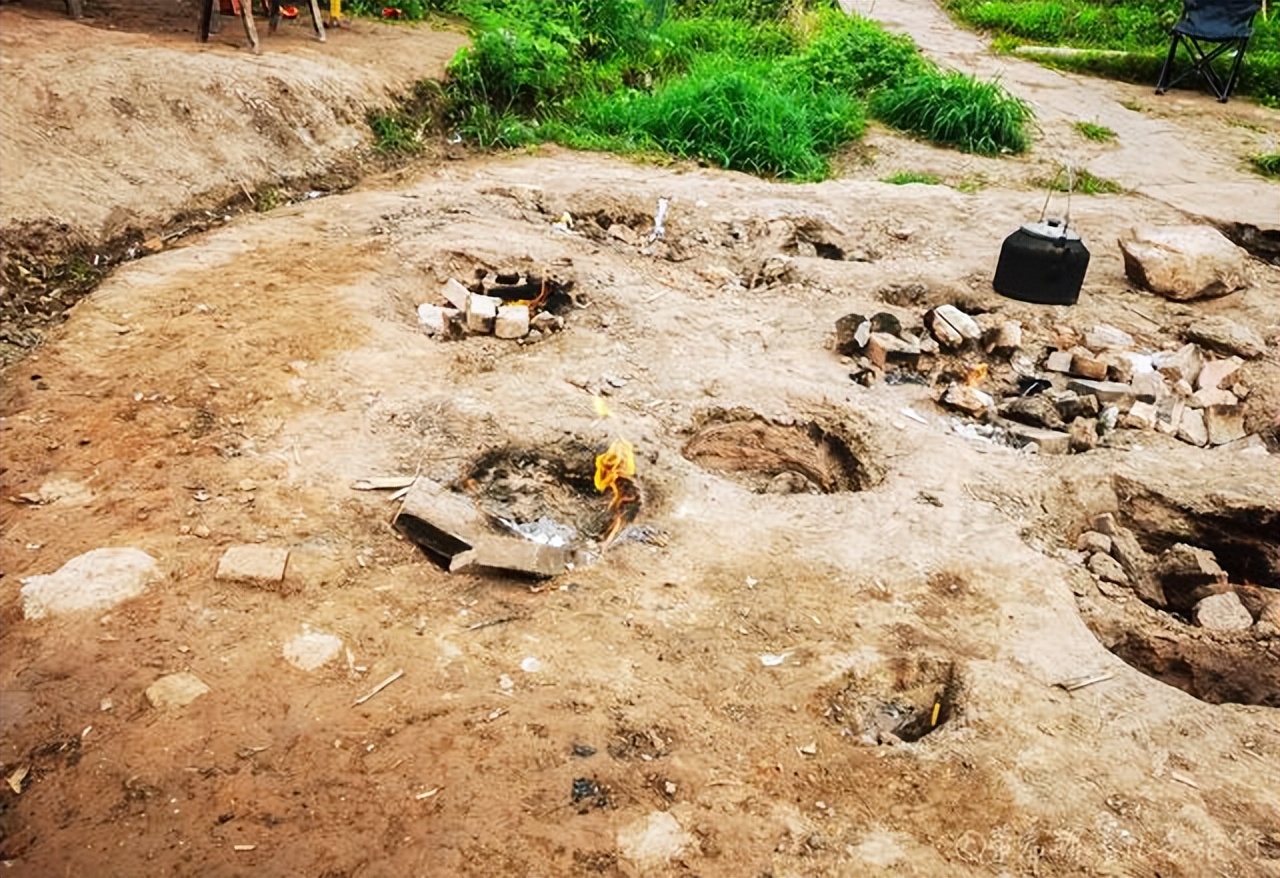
417;270;574;343
215;545;290;588
283;629;344;671
145;672;211;709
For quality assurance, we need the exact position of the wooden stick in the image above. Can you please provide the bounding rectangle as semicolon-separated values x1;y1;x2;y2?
239;0;262;53
353;669;404;706
308;0;327;41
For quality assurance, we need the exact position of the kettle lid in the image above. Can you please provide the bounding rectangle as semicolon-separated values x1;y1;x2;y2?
1020;218;1082;241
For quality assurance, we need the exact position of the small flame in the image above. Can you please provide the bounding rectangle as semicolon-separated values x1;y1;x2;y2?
965;363;988;387
592;398;640;545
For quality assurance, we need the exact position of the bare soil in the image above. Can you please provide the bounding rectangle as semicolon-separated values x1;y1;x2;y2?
2;5;1279;878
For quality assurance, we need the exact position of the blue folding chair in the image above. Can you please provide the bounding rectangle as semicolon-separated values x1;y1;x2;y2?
1155;0;1263;102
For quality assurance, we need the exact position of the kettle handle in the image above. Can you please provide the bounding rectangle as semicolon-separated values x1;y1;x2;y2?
1038;165;1074;232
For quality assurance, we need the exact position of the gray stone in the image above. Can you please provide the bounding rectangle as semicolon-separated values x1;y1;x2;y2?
1005;422;1072;454
283;630;344;671
215;545;290;587
1092;513;1118;536
1119;225;1248;300
1156;543;1228;609
1067;378;1137;409
1087;552;1128;585
494;304;530;339
1175;408;1208;447
1152;344;1203;385
1055;392;1100;422
984;321;1022;355
834;313;871;355
1185;316;1266;360
1188;387;1238;409
1196;356;1243;391
465;293;499;334
1000;395;1065;430
417;304;460;336
1101;353;1135;384
20;548;160;620
1077;531;1112;555
1084;324;1136;352
531;311;565;334
145;672;210;709
1130;370;1167;403
1045;350;1074;373
1110;526;1165;606
1193;592;1253;632
1204;405;1247;446
1154;396;1185;435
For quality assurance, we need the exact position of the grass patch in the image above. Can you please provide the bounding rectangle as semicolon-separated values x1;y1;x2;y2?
418;0;1033;179
1074;120;1115;142
943;0;1279;104
882;171;944;185
871;70;1032;155
1250;153;1280;177
1033;167;1124;194
369;81;447;154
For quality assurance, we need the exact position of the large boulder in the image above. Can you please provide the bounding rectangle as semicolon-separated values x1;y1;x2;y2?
1118;226;1248;301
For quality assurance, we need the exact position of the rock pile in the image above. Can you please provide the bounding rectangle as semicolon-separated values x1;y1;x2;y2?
835;303;1267;455
417;270;573;344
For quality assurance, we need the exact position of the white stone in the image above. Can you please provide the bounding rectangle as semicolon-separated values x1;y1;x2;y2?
417;304;458;336
1084;324;1135;352
939;384;993;416
1152;344;1203;385
283;630;344;671
145;672;210;709
1119;225;1248;300
20;548;160;620
494;304;530;339
531;311;564;333
617;812;691;868
1130;370;1166;403
927;305;981;348
1125;400;1158;429
1189;388;1238;409
1196;356;1243;391
440;278;471;310
1204;405;1247;446
1076;531;1112;554
215;545;289;586
1193;592;1253;632
465;293;499;334
1045;350;1074;373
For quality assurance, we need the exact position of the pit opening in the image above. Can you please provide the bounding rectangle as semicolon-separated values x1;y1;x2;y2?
1073;491;1280;706
682;409;881;494
823;656;960;745
459;440;632;543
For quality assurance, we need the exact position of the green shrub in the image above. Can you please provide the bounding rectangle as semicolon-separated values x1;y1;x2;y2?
1032;167;1124;194
1250;153;1280;178
873;70;1033;154
790;11;929;92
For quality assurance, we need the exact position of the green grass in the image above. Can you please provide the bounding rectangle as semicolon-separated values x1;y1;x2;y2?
1250;153;1280;177
871;70;1032;155
1033;167;1124;194
1074;120;1115;142
943;0;1279;104
882;171;944;185
404;0;1035;179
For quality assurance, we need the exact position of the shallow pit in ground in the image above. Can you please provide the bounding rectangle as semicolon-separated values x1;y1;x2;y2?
458;439;637;543
822;654;961;745
682;408;882;494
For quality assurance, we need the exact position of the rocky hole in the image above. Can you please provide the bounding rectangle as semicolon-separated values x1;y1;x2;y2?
681;409;881;494
824;656;961;745
1073;489;1280;706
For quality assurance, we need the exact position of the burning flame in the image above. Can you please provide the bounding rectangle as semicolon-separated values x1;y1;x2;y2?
965;363;989;386
592;398;641;545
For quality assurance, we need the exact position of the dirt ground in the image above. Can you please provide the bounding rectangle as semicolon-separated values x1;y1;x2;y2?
2;5;1279;878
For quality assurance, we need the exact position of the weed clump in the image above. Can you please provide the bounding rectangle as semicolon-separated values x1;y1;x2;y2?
1074;120;1116;142
1250;153;1280;178
872;70;1033;155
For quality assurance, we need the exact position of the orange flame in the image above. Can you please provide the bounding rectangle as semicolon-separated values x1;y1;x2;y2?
965;363;988;386
593;400;641;545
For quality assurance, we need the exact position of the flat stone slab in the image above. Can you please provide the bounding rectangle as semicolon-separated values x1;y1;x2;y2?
215;545;290;587
145;672;210;709
283;630;343;671
20;547;160;620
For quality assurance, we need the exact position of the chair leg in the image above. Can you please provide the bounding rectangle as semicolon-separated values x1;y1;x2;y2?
1155;33;1181;94
199;0;214;41
64;0;83;18
1219;37;1250;102
308;0;326;41
239;0;261;52
268;0;280;34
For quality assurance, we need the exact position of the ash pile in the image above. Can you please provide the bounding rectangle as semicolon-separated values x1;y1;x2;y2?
835;306;1269;455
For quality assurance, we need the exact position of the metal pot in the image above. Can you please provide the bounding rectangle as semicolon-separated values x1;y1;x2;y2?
992;218;1091;306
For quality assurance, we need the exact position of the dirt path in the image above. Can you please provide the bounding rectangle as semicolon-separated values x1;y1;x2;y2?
842;0;1279;229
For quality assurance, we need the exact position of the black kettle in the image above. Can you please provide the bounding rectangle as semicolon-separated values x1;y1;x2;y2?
993;170;1091;306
